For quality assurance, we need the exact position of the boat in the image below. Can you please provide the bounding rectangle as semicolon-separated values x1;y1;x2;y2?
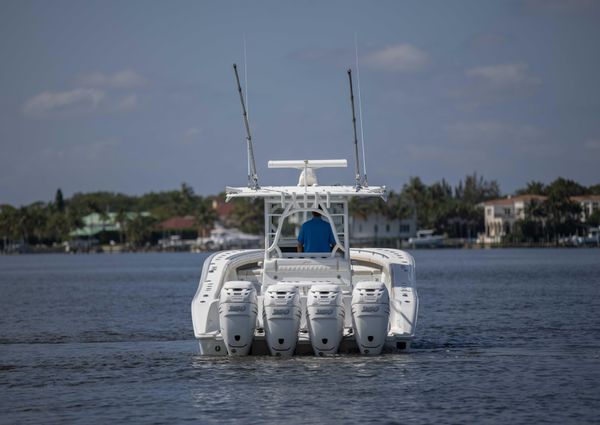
196;223;262;251
564;226;600;247
190;65;418;356
408;229;445;248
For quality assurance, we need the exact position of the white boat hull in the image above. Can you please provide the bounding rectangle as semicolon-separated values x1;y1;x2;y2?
192;248;418;356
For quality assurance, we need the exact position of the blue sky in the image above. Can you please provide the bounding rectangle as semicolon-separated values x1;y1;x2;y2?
1;0;599;205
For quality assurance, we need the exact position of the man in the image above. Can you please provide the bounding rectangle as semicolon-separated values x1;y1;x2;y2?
297;210;336;253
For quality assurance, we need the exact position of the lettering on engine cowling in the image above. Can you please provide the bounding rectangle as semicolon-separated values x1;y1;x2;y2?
229;305;246;312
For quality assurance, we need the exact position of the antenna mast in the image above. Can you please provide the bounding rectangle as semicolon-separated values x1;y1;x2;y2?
233;63;259;189
347;69;362;189
355;34;368;186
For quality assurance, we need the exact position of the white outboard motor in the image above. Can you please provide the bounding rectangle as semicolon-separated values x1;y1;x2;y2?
307;284;344;356
263;284;302;357
351;281;390;355
218;281;257;356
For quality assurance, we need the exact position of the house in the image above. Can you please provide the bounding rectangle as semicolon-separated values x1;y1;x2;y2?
156;215;199;245
157;215;196;232
349;213;417;245
570;195;600;222
70;212;148;243
481;193;599;243
212;197;234;218
480;194;547;243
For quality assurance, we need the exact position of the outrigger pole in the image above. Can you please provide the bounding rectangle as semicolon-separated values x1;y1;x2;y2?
233;63;259;190
347;69;362;190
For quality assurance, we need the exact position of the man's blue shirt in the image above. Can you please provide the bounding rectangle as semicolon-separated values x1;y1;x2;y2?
297;216;336;252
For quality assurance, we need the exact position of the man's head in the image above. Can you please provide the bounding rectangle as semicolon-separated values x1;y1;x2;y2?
312;206;324;218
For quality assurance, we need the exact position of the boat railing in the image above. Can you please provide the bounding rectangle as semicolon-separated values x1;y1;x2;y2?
265;203;347;260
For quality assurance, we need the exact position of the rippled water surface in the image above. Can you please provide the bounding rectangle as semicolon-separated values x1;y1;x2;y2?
1;250;599;424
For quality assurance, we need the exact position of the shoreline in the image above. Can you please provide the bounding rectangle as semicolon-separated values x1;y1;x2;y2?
2;243;598;255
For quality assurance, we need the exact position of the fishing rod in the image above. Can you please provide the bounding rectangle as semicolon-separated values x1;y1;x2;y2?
347;69;362;190
233;63;259;190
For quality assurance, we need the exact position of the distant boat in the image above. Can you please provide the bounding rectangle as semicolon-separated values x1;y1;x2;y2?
566;226;600;246
197;224;262;250
408;229;445;247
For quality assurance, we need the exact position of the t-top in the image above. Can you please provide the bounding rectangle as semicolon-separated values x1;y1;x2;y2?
297;216;336;252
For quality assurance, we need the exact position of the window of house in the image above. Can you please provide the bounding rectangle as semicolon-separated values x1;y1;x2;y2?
374;224;378;233
504;208;511;215
386;224;390;232
358;224;362;232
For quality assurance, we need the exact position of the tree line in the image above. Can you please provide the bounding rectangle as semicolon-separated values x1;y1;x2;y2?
0;184;219;250
1;174;599;251
350;175;600;242
350;173;503;239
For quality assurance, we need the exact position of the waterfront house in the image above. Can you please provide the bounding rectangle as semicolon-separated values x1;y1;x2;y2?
349;212;417;246
480;194;547;243
480;194;599;243
570;195;600;223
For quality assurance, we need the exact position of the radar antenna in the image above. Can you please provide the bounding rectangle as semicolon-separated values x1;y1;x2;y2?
233;63;259;190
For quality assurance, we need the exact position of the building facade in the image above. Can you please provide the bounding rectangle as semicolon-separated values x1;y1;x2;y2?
481;195;547;243
481;194;600;243
570;195;600;222
349;213;417;245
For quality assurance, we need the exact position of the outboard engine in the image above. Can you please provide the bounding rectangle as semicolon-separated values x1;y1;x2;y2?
263;284;302;357
351;281;390;355
218;281;257;356
307;284;344;356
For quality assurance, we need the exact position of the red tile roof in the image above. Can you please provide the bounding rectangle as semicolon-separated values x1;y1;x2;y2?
215;201;234;218
570;195;600;202
157;215;196;230
483;194;547;206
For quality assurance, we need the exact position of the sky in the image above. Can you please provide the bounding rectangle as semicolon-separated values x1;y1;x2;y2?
1;0;599;206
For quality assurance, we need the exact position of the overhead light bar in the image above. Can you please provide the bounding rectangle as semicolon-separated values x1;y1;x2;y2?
268;159;348;169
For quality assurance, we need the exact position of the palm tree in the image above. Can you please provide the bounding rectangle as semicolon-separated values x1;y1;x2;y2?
115;208;127;245
0;205;18;252
125;214;157;249
194;199;218;238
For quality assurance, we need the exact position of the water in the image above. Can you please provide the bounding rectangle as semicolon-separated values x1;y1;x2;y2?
1;250;599;424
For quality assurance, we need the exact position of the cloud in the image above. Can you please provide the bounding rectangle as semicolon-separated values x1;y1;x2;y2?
365;43;429;72
182;127;203;145
584;138;600;150
80;69;148;89
115;94;138;111
466;63;541;87
23;89;105;116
